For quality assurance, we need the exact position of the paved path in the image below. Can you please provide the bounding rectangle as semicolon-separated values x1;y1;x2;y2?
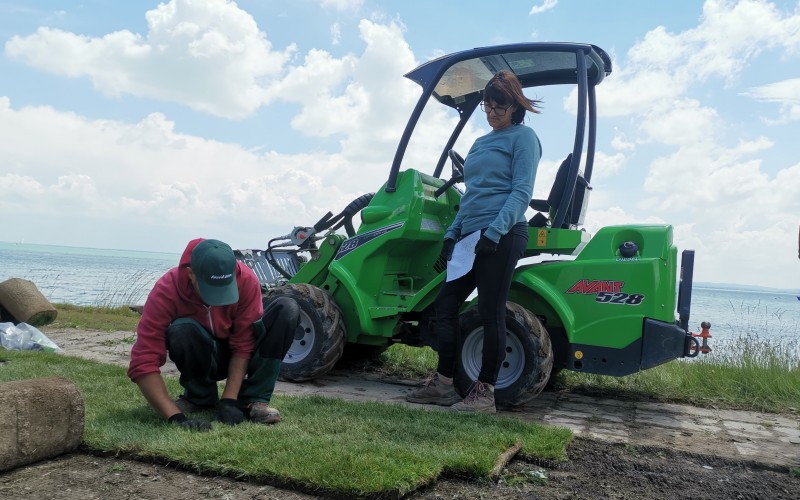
275;371;800;467
44;328;800;468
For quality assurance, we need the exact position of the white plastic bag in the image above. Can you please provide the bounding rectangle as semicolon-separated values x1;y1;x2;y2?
0;322;63;353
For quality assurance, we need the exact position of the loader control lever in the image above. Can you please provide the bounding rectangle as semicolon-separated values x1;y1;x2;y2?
313;212;335;232
308;193;375;237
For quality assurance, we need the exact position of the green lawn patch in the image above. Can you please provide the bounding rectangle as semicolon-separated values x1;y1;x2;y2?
50;304;141;332
0;350;571;498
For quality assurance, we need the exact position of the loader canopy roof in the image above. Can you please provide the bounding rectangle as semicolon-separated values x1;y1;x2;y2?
386;42;612;201
407;43;611;110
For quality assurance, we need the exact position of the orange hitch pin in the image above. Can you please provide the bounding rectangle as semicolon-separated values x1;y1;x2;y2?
691;321;712;354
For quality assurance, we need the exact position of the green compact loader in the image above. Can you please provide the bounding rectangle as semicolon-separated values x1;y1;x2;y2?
235;42;706;407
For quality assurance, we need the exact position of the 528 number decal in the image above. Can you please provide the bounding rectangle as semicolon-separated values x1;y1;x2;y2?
565;280;645;306
595;292;644;305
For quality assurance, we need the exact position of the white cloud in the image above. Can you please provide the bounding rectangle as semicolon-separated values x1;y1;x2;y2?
4;0;296;119
611;130;636;152
628;0;800;84
579;0;800;288
742;77;800;123
584;69;686;118
584;206;666;231
592;151;627;180
265;18;459;175
639;98;720;147
529;0;558;16
330;21;342;45
0;98;365;248
596;0;800;121
0;8;466;251
684;217;800;291
321;0;364;11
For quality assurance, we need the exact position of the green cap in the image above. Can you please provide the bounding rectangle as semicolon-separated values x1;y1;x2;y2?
190;239;239;306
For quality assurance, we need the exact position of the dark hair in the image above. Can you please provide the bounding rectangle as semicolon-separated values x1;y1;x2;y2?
483;70;541;124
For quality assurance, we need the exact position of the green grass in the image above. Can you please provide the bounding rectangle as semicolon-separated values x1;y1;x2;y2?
49;304;140;332
0;350;571;498
374;345;438;379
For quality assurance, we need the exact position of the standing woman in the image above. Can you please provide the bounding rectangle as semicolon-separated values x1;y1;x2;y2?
407;70;541;413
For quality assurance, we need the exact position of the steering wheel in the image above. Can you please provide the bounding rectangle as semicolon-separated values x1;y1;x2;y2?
448;149;465;177
435;149;465;198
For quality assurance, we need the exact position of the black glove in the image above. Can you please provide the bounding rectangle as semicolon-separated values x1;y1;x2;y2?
440;238;456;261
474;236;498;256
216;398;246;425
168;412;212;432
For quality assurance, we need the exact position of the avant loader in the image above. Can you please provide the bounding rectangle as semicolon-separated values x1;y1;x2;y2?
236;42;706;407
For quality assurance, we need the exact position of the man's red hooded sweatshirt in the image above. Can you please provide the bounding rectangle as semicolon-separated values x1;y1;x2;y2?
127;238;263;383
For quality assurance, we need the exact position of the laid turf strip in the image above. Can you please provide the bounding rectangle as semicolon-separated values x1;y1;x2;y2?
0;350;571;498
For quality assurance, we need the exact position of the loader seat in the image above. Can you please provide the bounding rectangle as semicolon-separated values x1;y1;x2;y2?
528;153;590;228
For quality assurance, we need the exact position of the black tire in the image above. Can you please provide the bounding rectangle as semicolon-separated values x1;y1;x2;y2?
455;302;553;407
263;283;345;381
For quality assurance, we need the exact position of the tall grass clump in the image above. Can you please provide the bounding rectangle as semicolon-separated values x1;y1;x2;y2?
678;301;799;411
15;267;159;308
94;269;160;308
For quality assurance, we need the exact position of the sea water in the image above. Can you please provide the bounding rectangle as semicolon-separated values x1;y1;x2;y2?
1;241;798;345
0;242;177;307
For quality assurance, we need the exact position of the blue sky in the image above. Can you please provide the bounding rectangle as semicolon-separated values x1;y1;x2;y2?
1;0;799;289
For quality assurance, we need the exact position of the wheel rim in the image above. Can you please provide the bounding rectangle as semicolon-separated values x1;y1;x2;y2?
461;328;525;389
283;308;315;364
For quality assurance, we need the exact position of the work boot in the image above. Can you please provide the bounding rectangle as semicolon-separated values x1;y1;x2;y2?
174;395;214;414
405;373;462;406
244;402;281;424
450;381;496;414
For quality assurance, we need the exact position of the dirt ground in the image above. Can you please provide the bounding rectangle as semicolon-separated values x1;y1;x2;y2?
1;328;799;499
2;438;797;500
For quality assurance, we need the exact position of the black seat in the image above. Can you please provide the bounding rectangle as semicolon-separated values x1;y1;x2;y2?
529;153;590;228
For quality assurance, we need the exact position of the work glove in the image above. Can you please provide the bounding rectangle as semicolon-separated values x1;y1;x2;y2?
216;398;246;425
440;238;456;261
474;236;498;256
168;412;212;432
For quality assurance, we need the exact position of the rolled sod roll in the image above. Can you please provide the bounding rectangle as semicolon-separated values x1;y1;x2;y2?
0;278;58;326
0;377;85;472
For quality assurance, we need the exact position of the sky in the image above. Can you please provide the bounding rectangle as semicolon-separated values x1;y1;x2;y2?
1;0;799;290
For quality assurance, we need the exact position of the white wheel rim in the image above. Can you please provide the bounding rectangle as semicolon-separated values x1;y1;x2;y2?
283;309;314;364
461;328;525;389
